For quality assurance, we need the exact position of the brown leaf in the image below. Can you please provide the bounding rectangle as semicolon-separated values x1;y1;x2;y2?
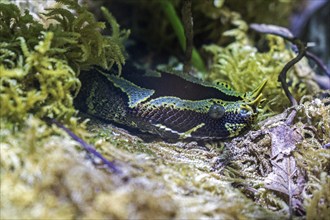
265;124;306;215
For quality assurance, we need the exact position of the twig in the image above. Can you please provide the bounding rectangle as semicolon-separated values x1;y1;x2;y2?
286;109;297;125
305;51;330;77
250;23;294;41
250;24;310;106
48;118;121;174
278;38;306;106
323;142;330;149
182;0;193;73
160;0;206;72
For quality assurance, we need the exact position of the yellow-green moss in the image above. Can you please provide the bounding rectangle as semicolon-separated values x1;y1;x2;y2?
204;34;320;120
1;1;329;219
1;115;284;219
0;1;128;123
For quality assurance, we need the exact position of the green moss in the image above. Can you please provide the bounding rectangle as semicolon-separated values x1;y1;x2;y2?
204;34;320;120
1;114;285;219
0;1;128;123
1;1;328;219
305;172;330;219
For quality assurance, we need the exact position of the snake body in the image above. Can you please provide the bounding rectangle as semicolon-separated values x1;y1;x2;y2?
75;66;266;141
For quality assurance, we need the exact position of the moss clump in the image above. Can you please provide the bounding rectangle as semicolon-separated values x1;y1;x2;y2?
204;34;320;120
0;0;128;123
304;172;330;220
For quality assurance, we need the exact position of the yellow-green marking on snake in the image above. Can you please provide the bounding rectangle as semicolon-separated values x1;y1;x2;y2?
75;65;266;141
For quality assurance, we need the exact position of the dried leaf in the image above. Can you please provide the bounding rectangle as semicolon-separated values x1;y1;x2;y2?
269;123;302;157
265;124;306;216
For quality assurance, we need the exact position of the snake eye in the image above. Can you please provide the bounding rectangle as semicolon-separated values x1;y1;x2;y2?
209;104;225;119
240;108;249;115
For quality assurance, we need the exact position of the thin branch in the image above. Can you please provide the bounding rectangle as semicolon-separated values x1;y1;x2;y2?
160;0;206;72
250;24;310;106
278;39;306;106
323;142;330;149
182;0;193;73
250;23;294;41
286;109;297;125
48;118;121;174
305;51;330;77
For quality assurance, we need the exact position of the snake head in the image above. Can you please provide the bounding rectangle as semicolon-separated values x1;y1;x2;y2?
226;80;268;136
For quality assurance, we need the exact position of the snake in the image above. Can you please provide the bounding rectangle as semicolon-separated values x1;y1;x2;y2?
74;65;266;141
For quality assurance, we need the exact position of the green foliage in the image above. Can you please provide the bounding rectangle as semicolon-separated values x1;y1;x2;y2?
1;1;328;219
43;0;129;71
204;34;320;119
0;1;128;123
225;0;299;27
100;6;129;73
1;32;80;122
304;172;330;220
193;0;299;45
106;0;298;76
160;0;206;72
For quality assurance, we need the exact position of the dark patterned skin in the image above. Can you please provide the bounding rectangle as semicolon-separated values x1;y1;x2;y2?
75;68;265;141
